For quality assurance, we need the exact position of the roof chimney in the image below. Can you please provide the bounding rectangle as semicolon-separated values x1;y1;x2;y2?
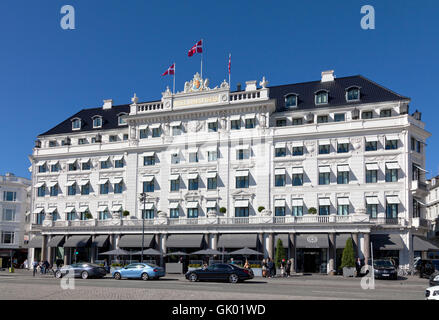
321;70;335;82
236;83;242;91
103;99;113;110
245;80;257;91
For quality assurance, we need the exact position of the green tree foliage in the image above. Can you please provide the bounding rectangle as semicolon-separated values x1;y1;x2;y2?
274;238;286;268
340;238;356;268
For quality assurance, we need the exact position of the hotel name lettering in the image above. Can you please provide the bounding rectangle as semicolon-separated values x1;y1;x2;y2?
173;95;219;107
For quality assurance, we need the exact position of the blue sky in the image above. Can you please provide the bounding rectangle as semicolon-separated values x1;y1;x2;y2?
1;0;438;179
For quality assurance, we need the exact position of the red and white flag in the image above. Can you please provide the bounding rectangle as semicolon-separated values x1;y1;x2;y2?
162;63;175;76
228;53;231;75
188;40;203;57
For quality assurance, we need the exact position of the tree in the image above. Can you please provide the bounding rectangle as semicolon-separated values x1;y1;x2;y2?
258;206;265;213
340;238;356;269
308;207;317;215
274;238;286;268
122;210;130;217
219;207;227;214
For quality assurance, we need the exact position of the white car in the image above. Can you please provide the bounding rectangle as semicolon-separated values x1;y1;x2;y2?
426;286;439;300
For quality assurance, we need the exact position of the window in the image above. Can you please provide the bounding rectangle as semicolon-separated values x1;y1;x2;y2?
38;164;46;173
118;114;127;125
100;182;109;195
285;94;297;108
319;144;330;154
334;113;345;122
188;178;198;190
99;210;110;220
412;164;422;181
142;209;154;219
140;129;148;139
245;118;255;129
276;119;287;127
82;161;90;170
170;179;180;192
362;111;373;119
68;184;76;196
72;119;81;130
52;210;59;222
3;191;16;202
385;168;398;182
171;153;180;164
275;207;285;216
93;117;102;128
413;200;421;218
78;138;87;145
337;143;349;153
144;156;155;166
315;91;328;105
1;232;14;244
152;127;161;137
100;160;110;169
187;208;199;218
319;206;330;216
123;134;128;141
292;147;304;156
189;152;198;163
109;135;118;142
275;147;286;157
366;170;378;183
385;139;398;150
37;186;46;197
50;185;58;197
172;125;182;136
68;162;78;171
275;174;285;187
231;119;241;130
80;211;89;221
292;206;303;216
170;209;179;219
49;141;57;147
115;159;124;168
416;140;422;153
365;141;377;151
337;171;349;184
337;205;349;216
380;109;392;117
236;149;249;160
235;207;249;217
2;209;15;221
66;211;76;221
236;176;249;188
81;183;90;195
292;118;303;126
208;151;217;162
317;115;329;123
319;173;330;185
346;88;360;101
51;164;59;172
207;177;217;190
386;204;398;219
143;181;154;193
208;121;218;132
292;174;303;186
114;182;123;194
367;204;378;218
36;212;45;225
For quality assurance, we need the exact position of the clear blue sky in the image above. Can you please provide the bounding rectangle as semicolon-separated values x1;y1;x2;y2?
1;0;438;179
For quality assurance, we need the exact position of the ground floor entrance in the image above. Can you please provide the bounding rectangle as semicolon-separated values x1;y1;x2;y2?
297;249;328;273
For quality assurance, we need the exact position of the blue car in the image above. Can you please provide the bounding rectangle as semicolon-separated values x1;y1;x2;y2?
112;263;165;281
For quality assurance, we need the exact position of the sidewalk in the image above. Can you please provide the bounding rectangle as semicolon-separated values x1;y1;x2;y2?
0;269;54;278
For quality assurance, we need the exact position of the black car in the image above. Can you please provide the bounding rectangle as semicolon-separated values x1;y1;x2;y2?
373;260;398;280
416;259;437;278
430;272;439;287
185;263;254;283
55;263;107;279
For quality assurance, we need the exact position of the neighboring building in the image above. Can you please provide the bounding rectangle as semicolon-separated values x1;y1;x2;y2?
425;176;439;258
28;71;435;272
0;173;31;267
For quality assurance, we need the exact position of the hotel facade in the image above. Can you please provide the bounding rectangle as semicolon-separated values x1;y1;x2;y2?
27;71;435;273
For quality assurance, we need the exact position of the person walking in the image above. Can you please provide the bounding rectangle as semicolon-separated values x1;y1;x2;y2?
244;260;250;269
286;259;292;277
355;258;362;277
32;260;38;277
267;258;274;278
230;258;235;265
261;259;267;278
280;259;286;277
23;259;28;270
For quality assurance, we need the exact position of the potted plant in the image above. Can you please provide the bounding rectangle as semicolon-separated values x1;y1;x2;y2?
274;238;286;270
219;207;227;214
308;207;317;215
85;212;93;220
341;238;356;277
122;210;130;217
258;206;265;213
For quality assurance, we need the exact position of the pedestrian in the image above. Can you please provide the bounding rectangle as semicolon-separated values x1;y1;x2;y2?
267;258;274;278
261;259;267;278
244;260;250;269
286;259;292;277
280;259;286;277
23;259;28;270
230;258;235;264
355;258;362;277
103;259;109;273
32;260;38;277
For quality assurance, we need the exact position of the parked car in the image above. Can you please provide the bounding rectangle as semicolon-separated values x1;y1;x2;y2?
373;259;398;280
54;263;107;279
416;259;437;278
429;272;439;287
425;286;439;300
185;263;254;283
112;263;165;280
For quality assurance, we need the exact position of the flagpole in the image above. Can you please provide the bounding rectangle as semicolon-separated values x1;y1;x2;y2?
173;62;176;95
228;53;231;88
200;38;203;79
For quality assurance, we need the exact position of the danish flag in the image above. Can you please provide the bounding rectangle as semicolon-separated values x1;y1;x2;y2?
228;53;231;75
162;63;175;76
188;40;203;57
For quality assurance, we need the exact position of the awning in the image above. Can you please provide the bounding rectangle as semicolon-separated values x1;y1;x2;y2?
386;162;400;170
413;236;439;251
385;135;399;141
206;146;218;152
235;200;249;207
292;199;303;206
188;147;199;153
78;207;88;213
235;170;249;177
144;151;155;157
98;179;109;185
206;201;217;208
235;144;249;150
230;115;241;121
337;165;350;172
78;180;89;186
206;172;217;178
111;177;123;184
36;161;46;166
319;166;331;173
169;202;179;209
337;198;350;205
150;124;161;129
386;196;400;204
274;199;286;207
119;234;154;248
296;234;329;249
292;141;304;147
46;207;57;214
113;155;124;161
319;140;330;145
111;205;122;212
170;121;182;126
63;235;91;248
169;174;180;181
64;207;75;213
99;156;109;162
92;235;109;248
80;158;90;163
46;181;58;187
274;142;286;148
244;113;256;119
28;236;43;248
98;205;108;212
48;160;59;165
292;167;303;174
217;234;258;248
371;234;404;250
365;136;378;142
366;163;379;171
275;234;289;246
47;236;65;247
413;164;428;173
66;159;77;164
167;234;204;248
207;117;217;123
337;138;350;144
33;207;44;214
34;182;45;188
186;201;198;209
187;173;198;180
144;203;154;210
144;176;154;182
336;234;353;249
138;124;148;130
319;198;331;206
65;181;76;186
275;168;286;175
366;197;379;205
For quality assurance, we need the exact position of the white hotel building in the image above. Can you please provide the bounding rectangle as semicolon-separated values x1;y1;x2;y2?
28;71;436;273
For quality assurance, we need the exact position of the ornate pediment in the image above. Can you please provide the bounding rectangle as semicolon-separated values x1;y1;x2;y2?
231;189;255;199
183;73;210;93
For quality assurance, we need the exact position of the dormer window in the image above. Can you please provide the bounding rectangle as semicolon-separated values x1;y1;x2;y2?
315;91;328;105
346;87;360;101
72;118;81;130
92;116;102;128
285;94;298;108
118;113;127;126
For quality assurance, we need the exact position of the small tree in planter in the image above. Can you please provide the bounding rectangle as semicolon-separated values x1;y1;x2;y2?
308;207;317;215
219;207;227;214
341;238;356;277
274;238;286;269
122;210;130;218
85;212;93;220
258;206;265;213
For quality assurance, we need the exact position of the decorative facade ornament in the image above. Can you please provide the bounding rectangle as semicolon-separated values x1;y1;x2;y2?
220;80;229;89
261;209;272;216
259;76;268;88
183;73;210;93
131;93;138;104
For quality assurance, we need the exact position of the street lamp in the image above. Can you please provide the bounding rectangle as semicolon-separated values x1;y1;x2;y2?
139;192;146;263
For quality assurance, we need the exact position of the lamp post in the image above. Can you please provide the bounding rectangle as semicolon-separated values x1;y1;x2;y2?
139;192;146;263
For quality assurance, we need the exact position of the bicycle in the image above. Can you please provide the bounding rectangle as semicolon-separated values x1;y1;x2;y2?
397;265;417;277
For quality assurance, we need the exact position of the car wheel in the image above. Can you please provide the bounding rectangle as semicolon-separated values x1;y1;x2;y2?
114;272;121;280
189;273;198;282
229;274;239;283
81;271;89;279
55;271;63;279
141;273;150;281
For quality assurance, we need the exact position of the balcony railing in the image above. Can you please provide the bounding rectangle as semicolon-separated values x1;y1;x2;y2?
229;90;261;103
137;102;164;113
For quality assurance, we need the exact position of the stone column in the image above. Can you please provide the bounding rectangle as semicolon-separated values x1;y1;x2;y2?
328;233;336;275
160;234;167;267
41;235;48;261
155;233;160;265
109;234;114;250
289;233;296;273
212;234;218;250
46;236;52;264
363;233;370;265
115;234;121;249
258;233;264;257
352;233;359;258
91;235;96;263
268;233;274;260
